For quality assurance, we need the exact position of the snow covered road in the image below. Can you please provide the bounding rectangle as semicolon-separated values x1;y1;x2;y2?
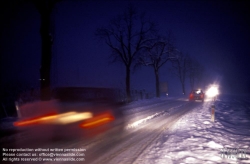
2;95;250;164
82;99;200;164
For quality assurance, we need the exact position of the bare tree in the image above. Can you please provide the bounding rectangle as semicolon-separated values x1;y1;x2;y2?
1;0;60;101
96;5;156;102
187;58;204;90
138;34;176;97
33;0;60;100
170;52;189;95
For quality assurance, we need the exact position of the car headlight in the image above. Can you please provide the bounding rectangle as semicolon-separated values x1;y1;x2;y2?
206;86;219;97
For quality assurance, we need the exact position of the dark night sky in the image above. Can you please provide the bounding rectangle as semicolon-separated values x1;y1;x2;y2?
1;0;250;96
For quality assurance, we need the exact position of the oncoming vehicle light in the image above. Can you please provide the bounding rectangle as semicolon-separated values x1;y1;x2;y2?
206;86;219;97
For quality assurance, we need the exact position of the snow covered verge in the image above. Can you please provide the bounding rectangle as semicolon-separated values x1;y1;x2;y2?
143;95;250;164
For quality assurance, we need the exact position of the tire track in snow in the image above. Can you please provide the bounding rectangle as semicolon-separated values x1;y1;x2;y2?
90;101;199;164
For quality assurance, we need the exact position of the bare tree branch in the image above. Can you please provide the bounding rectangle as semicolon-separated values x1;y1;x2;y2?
170;51;190;94
136;33;177;97
96;5;156;101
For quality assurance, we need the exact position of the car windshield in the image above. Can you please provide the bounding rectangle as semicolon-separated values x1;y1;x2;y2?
192;90;203;94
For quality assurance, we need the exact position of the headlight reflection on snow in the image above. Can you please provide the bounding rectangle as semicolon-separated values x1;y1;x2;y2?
126;111;167;129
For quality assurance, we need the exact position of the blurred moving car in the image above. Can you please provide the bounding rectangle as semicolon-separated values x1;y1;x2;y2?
189;89;205;102
13;87;126;145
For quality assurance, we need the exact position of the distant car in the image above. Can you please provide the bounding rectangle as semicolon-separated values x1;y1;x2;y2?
189;89;205;102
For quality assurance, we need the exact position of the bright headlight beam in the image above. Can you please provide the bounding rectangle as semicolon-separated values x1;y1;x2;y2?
55;112;93;124
206;86;219;97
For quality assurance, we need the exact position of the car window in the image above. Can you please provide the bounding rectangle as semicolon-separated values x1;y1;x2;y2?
192;90;203;94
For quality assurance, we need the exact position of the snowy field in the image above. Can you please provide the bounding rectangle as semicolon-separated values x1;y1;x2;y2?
139;95;250;164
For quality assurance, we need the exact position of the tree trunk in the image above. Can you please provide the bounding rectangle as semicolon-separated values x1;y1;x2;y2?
181;81;185;95
190;76;194;90
155;69;160;97
126;66;131;102
39;8;52;100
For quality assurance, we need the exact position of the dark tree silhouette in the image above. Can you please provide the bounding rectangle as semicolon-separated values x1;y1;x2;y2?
33;0;59;100
170;52;189;95
138;35;176;97
187;58;204;90
96;5;156;102
1;0;59;101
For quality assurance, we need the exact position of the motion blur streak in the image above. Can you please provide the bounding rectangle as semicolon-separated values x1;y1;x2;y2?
55;112;93;124
17;100;59;118
80;113;114;128
13;113;57;126
14;112;93;126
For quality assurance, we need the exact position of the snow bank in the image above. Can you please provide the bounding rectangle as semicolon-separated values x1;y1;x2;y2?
144;95;250;164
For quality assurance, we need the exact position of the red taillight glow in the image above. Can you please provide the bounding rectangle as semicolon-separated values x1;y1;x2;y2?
14;112;93;126
190;94;193;98
13;112;58;127
80;112;114;128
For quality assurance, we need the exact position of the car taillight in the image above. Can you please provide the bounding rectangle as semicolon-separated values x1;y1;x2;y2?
13;112;58;127
190;94;193;98
14;112;93;126
80;112;114;129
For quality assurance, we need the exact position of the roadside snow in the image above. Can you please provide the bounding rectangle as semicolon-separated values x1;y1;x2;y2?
142;95;250;164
